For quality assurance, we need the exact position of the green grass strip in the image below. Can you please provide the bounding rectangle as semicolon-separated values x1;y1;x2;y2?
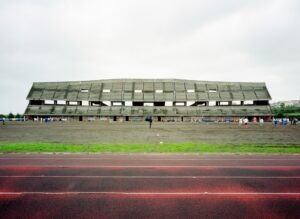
0;143;299;153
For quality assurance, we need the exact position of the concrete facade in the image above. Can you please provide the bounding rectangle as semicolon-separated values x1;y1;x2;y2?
24;79;273;121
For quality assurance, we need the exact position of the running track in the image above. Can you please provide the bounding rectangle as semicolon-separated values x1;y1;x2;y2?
0;153;300;219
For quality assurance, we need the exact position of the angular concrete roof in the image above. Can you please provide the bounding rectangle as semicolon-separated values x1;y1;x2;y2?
26;79;272;102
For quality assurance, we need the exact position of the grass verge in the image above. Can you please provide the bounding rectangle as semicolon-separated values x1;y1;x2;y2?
0;143;300;153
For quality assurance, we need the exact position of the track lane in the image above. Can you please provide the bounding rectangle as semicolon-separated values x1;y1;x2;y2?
0;194;299;219
0;153;299;218
1;166;300;176
0;176;300;193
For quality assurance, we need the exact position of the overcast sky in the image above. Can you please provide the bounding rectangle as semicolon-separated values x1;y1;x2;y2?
0;0;299;114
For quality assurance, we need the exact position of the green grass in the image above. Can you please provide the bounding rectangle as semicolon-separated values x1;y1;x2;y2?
0;143;299;153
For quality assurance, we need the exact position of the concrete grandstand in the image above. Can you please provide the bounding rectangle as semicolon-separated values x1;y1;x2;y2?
24;79;273;122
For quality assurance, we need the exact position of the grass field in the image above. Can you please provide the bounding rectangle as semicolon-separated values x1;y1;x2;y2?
0;121;299;153
0;142;300;153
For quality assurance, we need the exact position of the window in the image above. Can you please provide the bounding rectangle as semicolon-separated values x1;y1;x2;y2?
244;100;253;105
102;101;111;106
187;89;195;93
144;102;154;106
232;101;241;105
91;102;100;106
82;100;89;106
175;102;185;106
112;102;123;106
57;100;66;105
155;90;163;93
209;89;217;93
209;101;216;106
45;100;54;105
135;90;142;93
220;102;229;106
81;89;89;93
103;89;110;93
187;101;195;106
69;101;78;105
165;101;172;106
125;101;133;106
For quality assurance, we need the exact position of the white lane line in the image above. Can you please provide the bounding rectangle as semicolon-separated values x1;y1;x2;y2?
1;165;300;168
1;192;300;195
0;158;299;161
0;176;300;179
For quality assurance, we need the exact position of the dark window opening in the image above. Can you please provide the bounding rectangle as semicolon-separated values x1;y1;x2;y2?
154;102;165;106
30;100;44;105
254;100;269;105
133;102;143;106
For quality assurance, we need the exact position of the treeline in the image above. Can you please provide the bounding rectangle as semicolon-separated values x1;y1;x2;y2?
272;104;300;118
0;113;23;119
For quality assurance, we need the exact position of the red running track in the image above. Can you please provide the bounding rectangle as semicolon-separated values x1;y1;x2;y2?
0;153;300;219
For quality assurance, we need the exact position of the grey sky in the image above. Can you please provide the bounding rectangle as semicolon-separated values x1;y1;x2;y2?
0;0;299;114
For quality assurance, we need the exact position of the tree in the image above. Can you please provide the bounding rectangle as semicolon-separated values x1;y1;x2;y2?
8;113;14;119
271;103;300;118
16;113;22;118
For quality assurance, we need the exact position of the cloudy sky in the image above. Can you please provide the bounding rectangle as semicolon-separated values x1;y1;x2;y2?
0;0;299;114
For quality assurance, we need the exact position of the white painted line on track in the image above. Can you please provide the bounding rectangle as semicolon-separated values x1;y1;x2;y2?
1;192;300;195
1;165;300;168
1;158;300;161
1;176;300;179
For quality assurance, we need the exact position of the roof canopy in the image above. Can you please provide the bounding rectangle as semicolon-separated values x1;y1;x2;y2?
26;79;272;102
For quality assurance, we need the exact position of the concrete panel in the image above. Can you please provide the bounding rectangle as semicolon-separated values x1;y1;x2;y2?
164;82;174;91
143;82;154;91
28;90;42;100
175;82;185;91
41;90;55;100
144;92;154;101
195;83;206;92
175;92;187;101
220;92;232;100
123;92;133;100
243;91;256;100
231;91;244;100
197;92;209;100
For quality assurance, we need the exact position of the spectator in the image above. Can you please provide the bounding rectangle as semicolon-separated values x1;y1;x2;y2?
259;118;264;126
273;118;278;127
282;118;287;126
238;118;243;126
243;117;248;128
292;118;298;125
